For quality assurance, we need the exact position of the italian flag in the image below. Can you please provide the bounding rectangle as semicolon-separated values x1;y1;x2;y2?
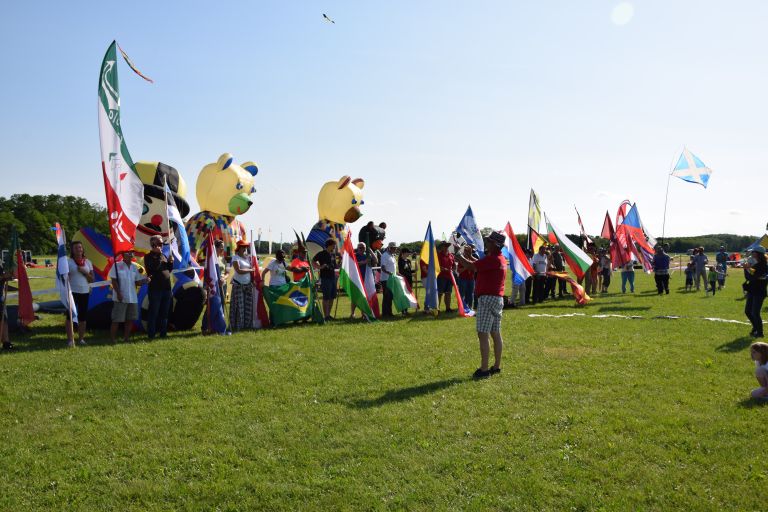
98;41;144;256
339;232;375;320
545;214;593;281
387;274;418;313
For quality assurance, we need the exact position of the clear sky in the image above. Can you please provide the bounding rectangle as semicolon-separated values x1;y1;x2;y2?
1;1;766;244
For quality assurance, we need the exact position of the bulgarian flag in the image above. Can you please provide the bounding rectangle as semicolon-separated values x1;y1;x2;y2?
98;41;144;256
339;232;375;321
387;274;418;313
545;214;592;281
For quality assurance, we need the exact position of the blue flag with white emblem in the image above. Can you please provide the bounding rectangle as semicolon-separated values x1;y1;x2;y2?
671;148;713;188
455;205;484;257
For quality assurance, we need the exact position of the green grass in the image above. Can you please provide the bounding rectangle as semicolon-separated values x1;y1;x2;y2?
1;265;765;511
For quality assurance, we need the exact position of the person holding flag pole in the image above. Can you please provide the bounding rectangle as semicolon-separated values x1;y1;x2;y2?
0;260;13;350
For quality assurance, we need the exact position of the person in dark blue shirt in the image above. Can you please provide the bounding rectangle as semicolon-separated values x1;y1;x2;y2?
652;245;671;295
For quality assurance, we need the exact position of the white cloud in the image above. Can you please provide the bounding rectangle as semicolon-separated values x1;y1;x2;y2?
611;2;635;26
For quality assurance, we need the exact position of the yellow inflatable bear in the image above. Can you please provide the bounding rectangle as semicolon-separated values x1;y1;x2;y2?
185;153;259;258
306;175;365;255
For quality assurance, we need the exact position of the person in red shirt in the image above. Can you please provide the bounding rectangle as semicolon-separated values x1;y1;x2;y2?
455;230;507;379
437;241;456;312
290;245;311;282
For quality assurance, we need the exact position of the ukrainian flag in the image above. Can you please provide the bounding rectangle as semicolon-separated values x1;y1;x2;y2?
263;275;316;326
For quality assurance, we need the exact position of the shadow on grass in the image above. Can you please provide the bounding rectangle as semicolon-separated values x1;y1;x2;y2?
597;305;651;313
347;377;469;409
715;337;753;353
738;397;768;408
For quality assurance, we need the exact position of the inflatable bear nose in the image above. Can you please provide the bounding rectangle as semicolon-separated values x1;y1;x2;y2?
247;200;253;207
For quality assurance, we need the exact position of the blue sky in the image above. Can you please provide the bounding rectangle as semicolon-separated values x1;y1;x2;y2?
1;1;766;244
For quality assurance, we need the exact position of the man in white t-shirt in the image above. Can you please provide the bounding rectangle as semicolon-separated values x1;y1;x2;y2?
108;250;147;343
531;245;548;304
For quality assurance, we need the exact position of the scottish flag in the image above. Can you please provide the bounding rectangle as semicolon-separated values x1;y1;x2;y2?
671;148;712;188
456;205;484;257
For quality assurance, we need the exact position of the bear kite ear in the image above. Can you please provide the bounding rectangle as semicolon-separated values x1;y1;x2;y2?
241;161;259;177
217;153;234;171
337;176;351;189
351;178;364;189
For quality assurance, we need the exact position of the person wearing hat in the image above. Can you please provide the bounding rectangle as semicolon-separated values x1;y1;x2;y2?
380;241;399;317
455;230;507;379
531;245;548;304
229;240;254;332
744;245;768;338
398;247;414;289
144;234;174;340
312;238;338;320
108;250;148;343
437;241;456;312
290;245;311;283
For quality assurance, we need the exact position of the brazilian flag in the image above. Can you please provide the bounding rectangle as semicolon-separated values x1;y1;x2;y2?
262;275;318;326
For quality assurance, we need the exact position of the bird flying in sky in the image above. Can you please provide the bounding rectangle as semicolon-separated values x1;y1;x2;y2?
322;13;335;24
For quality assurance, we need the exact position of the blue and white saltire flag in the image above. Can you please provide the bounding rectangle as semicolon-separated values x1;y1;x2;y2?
53;223;78;323
455;205;484;257
671;148;713;188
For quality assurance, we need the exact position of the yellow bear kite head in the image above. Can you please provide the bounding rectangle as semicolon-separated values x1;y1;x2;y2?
196;153;259;217
317;176;365;224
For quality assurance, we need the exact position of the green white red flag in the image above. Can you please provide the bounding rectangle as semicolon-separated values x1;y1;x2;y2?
545;214;593;280
98;41;144;256
387;274;418;313
339;232;375;321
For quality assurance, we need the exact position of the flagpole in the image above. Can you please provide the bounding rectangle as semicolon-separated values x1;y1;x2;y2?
661;172;672;247
66;277;75;347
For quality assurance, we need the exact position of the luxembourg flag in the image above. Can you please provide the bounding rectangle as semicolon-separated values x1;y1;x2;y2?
671;148;712;188
503;222;533;286
54;223;78;324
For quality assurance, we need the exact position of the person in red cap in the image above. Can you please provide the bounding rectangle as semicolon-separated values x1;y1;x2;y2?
455;230;507;379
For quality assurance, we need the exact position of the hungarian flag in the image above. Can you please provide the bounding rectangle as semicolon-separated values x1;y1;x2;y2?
503;222;533;286
545;214;593;281
338;232;375;321
420;222;440;311
250;241;271;329
10;226;34;327
387;274;418;313
98;41;144;256
262;276;316;326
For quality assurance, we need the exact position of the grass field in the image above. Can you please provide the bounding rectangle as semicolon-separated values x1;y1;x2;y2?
1;263;765;511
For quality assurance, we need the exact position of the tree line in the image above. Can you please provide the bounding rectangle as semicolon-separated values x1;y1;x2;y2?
0;194;110;255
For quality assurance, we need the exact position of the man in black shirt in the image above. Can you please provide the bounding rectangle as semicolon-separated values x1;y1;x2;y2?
313;238;338;320
144;235;174;339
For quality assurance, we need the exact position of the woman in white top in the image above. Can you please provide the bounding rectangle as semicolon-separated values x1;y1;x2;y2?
263;249;291;287
229;240;254;331
67;241;94;347
750;342;768;399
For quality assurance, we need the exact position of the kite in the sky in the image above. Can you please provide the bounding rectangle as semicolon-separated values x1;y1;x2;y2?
323;13;335;24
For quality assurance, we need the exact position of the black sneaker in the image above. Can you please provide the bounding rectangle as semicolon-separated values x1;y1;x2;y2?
2;342;14;350
489;367;501;376
473;368;491;379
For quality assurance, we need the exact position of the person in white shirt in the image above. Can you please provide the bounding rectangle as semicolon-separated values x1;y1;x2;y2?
750;342;768;399
262;249;304;288
230;240;254;331
66;241;94;347
380;242;398;317
531;245;548;304
108;250;147;343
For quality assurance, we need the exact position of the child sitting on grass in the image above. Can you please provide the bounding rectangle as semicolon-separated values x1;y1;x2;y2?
750;342;768;400
685;262;694;292
706;266;718;296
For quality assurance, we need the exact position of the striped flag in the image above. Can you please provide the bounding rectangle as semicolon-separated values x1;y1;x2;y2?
53;223;77;324
503;222;533;286
117;43;154;83
574;206;593;248
545;214;593;280
363;264;380;318
339;232;375;320
387;274;418;313
419;222;440;311
98;41;144;256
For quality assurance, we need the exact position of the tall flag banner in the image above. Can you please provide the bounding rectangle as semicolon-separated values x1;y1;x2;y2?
575;206;593;249
527;189;543;252
671;148;712;188
363;264;381;318
164;180;191;269
545;214;593;280
99;41;145;256
250;241;270;329
9;227;34;326
203;234;227;334
263;275;316;326
420;222;440;311
387;274;419;313
299;231;326;325
601;212;631;269
455;205;484;257
503;222;533;286
339;232;375;321
620;204;655;272
53;223;76;326
117;43;154;83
